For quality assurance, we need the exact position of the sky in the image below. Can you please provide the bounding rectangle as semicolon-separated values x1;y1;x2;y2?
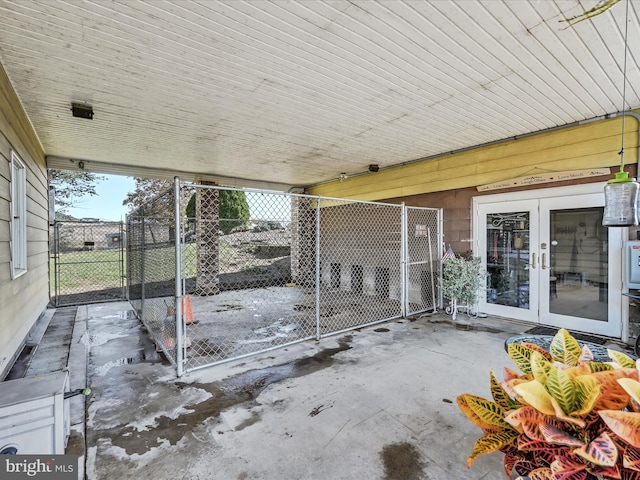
64;174;136;221
62;175;294;222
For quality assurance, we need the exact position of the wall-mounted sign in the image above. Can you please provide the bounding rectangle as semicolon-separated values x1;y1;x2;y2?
477;168;611;192
415;224;428;237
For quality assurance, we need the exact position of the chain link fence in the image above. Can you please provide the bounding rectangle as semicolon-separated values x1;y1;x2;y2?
127;180;441;375
50;221;125;307
406;207;441;316
127;186;180;367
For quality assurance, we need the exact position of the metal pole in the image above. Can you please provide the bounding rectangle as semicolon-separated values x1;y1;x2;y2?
427;226;436;312
54;222;60;306
315;197;321;340
438;208;444;309
120;221;125;301
401;203;406;318
174;176;184;376
140;211;145;316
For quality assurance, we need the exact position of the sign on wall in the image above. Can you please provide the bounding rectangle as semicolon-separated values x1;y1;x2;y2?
477;168;611;192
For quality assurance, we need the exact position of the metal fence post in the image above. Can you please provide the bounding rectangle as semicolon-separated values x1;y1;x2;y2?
140;212;146;316
174;177;184;376
315;196;321;340
401;203;407;318
53;222;59;307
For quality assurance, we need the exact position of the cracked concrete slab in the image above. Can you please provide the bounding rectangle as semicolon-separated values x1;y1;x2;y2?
83;302;528;480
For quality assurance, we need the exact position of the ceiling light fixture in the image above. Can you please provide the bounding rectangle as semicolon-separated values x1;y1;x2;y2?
603;0;638;227
71;103;94;120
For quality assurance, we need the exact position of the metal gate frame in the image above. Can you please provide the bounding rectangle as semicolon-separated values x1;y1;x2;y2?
404;206;443;317
127;178;442;376
51;221;126;307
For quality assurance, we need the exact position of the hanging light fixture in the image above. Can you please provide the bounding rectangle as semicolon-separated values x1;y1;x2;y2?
603;0;638;226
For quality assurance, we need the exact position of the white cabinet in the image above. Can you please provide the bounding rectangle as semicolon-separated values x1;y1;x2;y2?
0;371;69;454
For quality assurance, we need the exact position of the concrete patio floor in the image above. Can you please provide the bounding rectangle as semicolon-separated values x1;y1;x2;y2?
70;301;536;480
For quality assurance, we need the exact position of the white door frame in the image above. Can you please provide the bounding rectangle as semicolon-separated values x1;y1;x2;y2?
473;182;625;339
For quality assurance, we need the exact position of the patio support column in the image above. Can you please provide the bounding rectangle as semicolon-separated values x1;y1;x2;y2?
195;182;220;295
291;195;316;287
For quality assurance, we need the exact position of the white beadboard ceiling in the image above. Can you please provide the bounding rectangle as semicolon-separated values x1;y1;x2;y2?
0;0;638;191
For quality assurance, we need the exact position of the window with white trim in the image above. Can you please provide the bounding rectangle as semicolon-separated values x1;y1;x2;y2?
10;151;27;278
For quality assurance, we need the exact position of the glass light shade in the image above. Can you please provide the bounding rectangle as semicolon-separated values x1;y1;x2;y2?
603;172;639;226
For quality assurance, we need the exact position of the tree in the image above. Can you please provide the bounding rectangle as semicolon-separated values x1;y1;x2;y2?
48;169;106;212
122;178;174;211
122;178;174;220
186;189;250;234
125;178;251;231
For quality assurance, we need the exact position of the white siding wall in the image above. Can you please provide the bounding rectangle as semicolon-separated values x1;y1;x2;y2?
0;64;49;379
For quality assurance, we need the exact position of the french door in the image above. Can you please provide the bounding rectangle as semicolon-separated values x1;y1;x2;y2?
474;185;623;337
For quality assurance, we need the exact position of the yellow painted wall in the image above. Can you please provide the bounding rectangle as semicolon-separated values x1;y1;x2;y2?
0;63;49;378
307;114;639;201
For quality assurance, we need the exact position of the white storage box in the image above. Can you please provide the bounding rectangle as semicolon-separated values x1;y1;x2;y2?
0;370;70;454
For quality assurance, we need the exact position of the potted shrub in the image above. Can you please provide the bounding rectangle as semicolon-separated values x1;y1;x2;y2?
457;328;640;479
439;255;485;320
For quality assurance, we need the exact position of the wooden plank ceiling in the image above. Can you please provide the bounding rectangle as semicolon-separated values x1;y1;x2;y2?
0;0;638;190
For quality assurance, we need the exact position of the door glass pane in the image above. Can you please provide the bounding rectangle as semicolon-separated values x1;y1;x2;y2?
486;212;530;309
549;207;607;321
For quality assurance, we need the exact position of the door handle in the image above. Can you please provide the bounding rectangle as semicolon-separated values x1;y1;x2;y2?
542;253;548;270
530;253;536;269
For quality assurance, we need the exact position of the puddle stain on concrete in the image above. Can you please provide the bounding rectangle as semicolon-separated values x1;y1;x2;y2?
102;335;353;455
234;411;262;431
380;442;425;480
374;327;390;333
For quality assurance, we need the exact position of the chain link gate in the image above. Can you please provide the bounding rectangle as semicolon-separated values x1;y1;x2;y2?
126;180;442;375
405;207;442;316
51;221;126;307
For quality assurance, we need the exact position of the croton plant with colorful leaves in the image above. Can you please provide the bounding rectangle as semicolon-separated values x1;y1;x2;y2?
457;328;640;480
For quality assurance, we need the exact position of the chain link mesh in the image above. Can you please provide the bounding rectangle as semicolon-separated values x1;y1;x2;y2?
126;182;441;374
406;207;441;315
180;186;317;371
317;198;404;334
127;187;179;366
51;221;125;306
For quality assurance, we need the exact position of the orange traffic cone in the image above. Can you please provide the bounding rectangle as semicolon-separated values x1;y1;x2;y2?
182;295;196;325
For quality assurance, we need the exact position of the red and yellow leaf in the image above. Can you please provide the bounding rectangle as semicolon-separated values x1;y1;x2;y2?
550;328;582;366
572;375;601;416
588;361;614;373
539;422;583;447
531;351;554;385
508;343;534;374
528;467;553;480
564;363;592;379
505;406;546;440
600;410;640;448
590;464;621;479
457;394;506;430
466;430;519;468
513;379;556;415
545;367;575;415
521;341;552;361
579;344;594;363
608;349;637;369
504;366;522;382
573;431;618;467
549;396;586;427
623;443;640;472
490;370;521;410
550;455;588;478
592;368;638;410
618;377;640;404
621;469;640;480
